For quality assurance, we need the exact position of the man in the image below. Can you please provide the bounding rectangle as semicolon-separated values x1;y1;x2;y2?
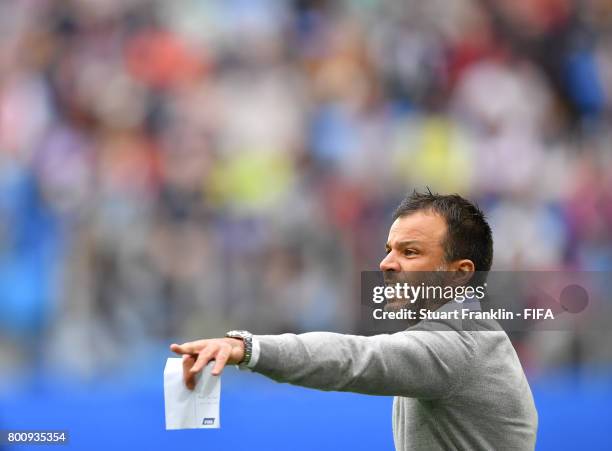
170;191;538;450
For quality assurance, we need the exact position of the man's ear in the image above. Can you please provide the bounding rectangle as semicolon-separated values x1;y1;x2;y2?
450;259;475;285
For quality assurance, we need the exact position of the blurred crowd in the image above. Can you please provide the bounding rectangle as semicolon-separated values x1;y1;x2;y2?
1;0;611;378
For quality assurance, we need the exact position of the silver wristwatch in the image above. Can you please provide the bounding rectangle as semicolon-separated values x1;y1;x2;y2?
225;330;253;367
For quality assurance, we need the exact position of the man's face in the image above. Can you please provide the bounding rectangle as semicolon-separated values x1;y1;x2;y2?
379;210;449;311
380;210;448;273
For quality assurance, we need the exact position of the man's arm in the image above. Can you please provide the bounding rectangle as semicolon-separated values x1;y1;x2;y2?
171;323;477;399
251;328;476;399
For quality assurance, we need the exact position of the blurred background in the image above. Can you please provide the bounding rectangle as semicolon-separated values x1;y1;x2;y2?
0;0;611;449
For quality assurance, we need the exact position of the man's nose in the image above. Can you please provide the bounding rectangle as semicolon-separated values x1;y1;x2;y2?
380;252;401;272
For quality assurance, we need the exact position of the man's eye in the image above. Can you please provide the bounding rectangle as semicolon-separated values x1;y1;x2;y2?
404;249;417;256
385;248;391;255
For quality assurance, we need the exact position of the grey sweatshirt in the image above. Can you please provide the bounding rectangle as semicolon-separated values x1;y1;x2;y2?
251;316;538;450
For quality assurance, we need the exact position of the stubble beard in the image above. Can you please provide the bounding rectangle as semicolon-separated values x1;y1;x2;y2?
383;264;450;326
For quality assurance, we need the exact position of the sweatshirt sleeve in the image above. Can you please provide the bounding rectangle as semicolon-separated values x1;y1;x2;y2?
251;323;477;399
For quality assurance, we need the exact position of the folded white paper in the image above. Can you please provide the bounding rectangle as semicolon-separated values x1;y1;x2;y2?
164;358;221;429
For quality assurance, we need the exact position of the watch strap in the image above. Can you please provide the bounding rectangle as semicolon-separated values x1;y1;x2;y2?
225;330;253;367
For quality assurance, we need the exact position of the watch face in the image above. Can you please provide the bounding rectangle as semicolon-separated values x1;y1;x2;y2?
227;330;248;338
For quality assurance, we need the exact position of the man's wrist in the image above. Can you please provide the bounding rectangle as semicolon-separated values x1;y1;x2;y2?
225;330;253;368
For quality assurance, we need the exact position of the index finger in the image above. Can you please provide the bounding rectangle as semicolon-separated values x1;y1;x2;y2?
170;342;197;356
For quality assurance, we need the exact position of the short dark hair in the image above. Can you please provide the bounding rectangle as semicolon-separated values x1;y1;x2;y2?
393;189;493;272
